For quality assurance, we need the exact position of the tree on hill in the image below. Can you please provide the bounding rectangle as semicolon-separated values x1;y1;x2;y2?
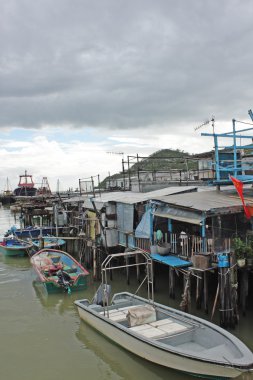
100;149;198;188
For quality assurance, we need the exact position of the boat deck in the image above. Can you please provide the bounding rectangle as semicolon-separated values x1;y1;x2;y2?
100;305;190;340
95;302;244;362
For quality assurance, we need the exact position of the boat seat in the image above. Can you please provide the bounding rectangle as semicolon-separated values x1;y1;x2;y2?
129;320;188;339
129;324;167;339
157;322;188;334
99;310;127;322
149;318;173;327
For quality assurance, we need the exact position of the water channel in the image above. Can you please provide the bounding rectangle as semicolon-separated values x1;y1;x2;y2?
0;206;252;380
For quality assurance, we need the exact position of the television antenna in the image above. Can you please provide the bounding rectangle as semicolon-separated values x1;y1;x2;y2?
106;151;124;160
194;116;215;134
106;152;124;155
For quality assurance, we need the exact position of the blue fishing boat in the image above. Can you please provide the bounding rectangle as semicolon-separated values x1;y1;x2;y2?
32;236;66;250
0;237;33;257
6;225;60;239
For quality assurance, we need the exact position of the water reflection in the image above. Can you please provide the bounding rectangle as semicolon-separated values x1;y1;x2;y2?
75;320;194;380
32;280;88;315
75;319;253;380
0;255;31;270
0;206;252;380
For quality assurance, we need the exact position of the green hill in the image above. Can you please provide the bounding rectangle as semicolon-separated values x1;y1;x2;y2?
100;149;197;187
131;149;197;171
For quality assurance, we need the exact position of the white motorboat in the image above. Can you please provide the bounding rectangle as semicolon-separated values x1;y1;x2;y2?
75;251;253;379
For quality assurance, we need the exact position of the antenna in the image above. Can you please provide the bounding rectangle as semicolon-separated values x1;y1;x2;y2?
194;120;209;131
194;115;215;134
106;152;124;155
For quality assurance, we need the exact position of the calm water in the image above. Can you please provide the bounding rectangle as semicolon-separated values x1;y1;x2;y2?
0;206;252;380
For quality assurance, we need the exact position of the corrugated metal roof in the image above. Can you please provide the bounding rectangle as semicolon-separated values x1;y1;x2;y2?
154;189;253;212
81;186;197;209
154;206;203;224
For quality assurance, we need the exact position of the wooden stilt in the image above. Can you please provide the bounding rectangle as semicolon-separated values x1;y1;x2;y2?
169;267;175;299
126;255;130;285
219;267;225;327
196;274;202;309
240;268;249;317
203;271;208;314
109;259;113;281
93;245;97;280
219;263;235;328
180;271;191;313
136;253;140;283
230;253;239;326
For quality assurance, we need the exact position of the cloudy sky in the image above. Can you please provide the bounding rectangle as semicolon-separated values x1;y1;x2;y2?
1;0;253;191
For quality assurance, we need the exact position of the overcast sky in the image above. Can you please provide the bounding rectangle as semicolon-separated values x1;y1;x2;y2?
1;0;253;191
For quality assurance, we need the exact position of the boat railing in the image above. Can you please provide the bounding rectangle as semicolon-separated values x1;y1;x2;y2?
99;250;154;317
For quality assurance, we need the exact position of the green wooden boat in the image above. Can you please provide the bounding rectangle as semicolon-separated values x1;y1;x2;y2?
30;248;89;294
0;238;33;257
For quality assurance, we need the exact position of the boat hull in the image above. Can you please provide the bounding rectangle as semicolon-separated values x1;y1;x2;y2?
0;242;33;256
41;275;88;294
14;227;58;238
0;246;29;256
13;187;37;196
31;248;89;294
0;195;15;205
32;237;66;250
75;294;252;379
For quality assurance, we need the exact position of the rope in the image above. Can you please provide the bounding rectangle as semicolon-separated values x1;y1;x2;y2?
218;263;237;277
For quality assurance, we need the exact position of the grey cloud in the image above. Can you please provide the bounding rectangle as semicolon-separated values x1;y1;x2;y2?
1;0;253;130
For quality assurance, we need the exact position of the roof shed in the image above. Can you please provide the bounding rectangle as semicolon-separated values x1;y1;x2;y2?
153;189;253;224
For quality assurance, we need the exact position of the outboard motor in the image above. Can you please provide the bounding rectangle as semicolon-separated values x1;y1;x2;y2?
57;270;73;294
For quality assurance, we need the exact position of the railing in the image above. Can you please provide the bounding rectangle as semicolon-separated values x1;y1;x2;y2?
169;233;231;259
117;230;231;261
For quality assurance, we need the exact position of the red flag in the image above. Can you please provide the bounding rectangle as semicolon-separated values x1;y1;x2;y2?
230;176;251;219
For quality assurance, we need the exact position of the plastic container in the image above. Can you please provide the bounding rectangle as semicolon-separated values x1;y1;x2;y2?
218;254;229;268
157;242;171;256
